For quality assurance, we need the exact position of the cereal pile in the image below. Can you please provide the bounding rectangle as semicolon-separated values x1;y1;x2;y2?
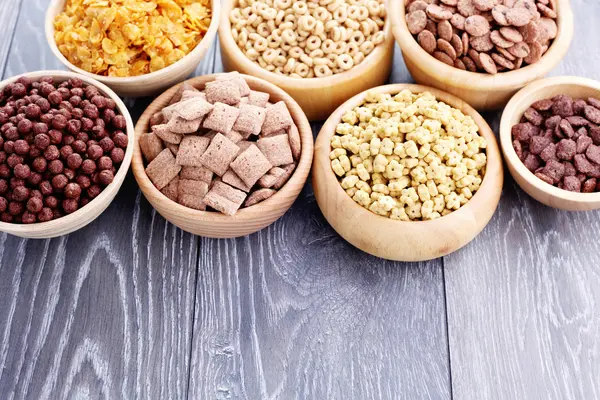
405;0;558;74
330;90;487;221
0;76;128;224
141;73;301;215
230;0;386;78
512;95;600;193
54;0;212;77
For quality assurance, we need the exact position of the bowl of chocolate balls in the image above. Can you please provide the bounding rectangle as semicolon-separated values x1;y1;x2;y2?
0;71;134;238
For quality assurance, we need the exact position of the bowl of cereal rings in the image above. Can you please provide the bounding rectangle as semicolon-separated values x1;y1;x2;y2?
389;0;574;111
45;0;220;97
219;0;394;121
312;83;504;261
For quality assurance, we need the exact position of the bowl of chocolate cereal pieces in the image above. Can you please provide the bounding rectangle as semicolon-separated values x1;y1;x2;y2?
132;72;313;238
45;0;220;97
0;71;135;239
219;0;394;121
389;0;574;111
313;83;504;261
500;76;600;211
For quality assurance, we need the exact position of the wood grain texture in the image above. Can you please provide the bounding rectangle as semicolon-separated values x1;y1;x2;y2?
0;0;23;77
445;2;600;398
0;0;200;398
189;190;451;400
187;44;451;400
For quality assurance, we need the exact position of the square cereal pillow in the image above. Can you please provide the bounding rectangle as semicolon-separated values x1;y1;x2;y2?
216;72;251;96
178;180;209;210
233;104;266;137
229;144;272;187
257;134;294;167
262;101;293;136
152;124;183;144
202;102;240;134
205;80;241;105
176;136;211;166
139;132;164;162
203;181;247;216
247;90;270;107
145;148;182;190
181;166;213;183
199;133;240;176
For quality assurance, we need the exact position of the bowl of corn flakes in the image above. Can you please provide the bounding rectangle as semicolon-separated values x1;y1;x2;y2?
45;0;219;98
312;83;504;261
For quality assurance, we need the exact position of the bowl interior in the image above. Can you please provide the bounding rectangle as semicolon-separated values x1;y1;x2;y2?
0;70;135;235
45;0;220;83
389;0;574;90
132;73;314;222
317;83;502;227
218;0;393;88
500;76;600;204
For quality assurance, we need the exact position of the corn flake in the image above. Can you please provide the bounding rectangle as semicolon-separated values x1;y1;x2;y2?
54;0;212;77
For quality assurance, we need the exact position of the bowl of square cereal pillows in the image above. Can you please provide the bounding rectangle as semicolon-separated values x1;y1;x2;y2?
132;72;313;238
313;83;504;261
45;0;220;97
219;0;394;121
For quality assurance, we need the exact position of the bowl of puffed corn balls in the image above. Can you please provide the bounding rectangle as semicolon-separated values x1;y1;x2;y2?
45;0;220;97
313;83;504;261
219;0;394;121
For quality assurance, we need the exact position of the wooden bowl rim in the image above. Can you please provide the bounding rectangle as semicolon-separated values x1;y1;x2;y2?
44;0;220;84
500;75;600;203
315;82;503;229
218;0;393;88
131;73;314;222
0;70;135;235
389;0;574;90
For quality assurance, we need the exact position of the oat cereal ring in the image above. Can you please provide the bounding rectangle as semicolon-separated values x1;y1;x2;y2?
257;23;270;37
294;62;310;77
306;36;322;51
289;46;304;59
314;57;329;66
336;54;354;70
282;29;297;44
283;58;297;73
347;42;360;56
345;18;361;31
315;64;333;77
253;37;268;52
230;8;243;24
263;49;278;63
333;6;348;23
360;40;375;55
353;52;365;64
293;1;309;15
300;54;314;67
333;41;348;55
275;0;291;10
350;30;366;44
314;7;330;21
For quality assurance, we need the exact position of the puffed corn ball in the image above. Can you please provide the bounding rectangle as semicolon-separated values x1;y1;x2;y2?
330;90;488;221
54;0;212;77
230;0;386;78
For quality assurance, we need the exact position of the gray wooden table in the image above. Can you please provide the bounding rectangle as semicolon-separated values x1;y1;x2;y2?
0;1;599;399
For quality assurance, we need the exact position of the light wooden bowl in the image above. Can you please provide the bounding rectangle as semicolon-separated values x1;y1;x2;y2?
132;73;314;238
389;0;574;111
218;0;394;121
313;84;504;261
45;0;220;98
0;71;135;239
500;76;600;211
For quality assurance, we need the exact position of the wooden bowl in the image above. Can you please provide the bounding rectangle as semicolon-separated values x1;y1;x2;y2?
0;70;135;239
389;0;574;111
45;0;220;98
313;83;504;261
500;76;600;211
132;74;314;238
218;0;394;121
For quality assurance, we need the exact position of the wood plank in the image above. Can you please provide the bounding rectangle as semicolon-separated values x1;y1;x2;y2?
188;44;450;400
0;0;22;78
0;0;213;398
445;1;600;399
